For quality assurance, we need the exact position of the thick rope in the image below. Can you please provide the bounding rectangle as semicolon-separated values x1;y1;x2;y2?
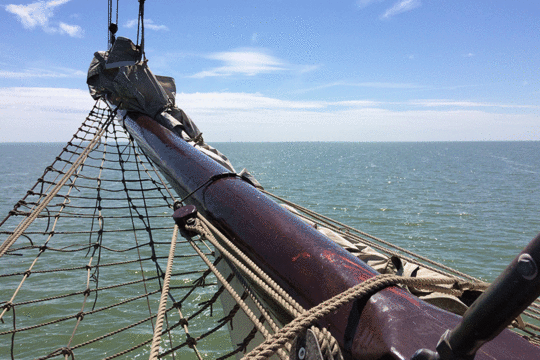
196;216;305;317
149;225;178;360
184;229;289;359
242;274;469;359
188;217;343;359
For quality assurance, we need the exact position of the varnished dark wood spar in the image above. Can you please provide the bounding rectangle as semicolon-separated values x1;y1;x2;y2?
124;114;539;360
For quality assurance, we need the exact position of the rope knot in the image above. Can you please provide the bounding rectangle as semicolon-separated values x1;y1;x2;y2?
186;335;197;348
2;301;13;311
178;318;188;327
61;347;74;357
76;311;85;321
24;270;31;278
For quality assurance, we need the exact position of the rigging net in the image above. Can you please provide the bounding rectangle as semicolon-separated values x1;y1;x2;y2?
0;100;241;359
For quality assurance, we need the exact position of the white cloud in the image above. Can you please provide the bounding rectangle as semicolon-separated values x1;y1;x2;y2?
5;0;83;37
251;33;258;44
125;19;138;28
59;22;83;37
463;52;475;58
408;99;539;109
0;67;85;79
190;49;288;78
0;87;94;142
177;92;324;110
1;88;538;142
381;0;421;19
125;19;169;31
297;81;425;93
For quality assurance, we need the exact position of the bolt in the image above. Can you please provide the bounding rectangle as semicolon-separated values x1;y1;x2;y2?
298;347;306;360
517;254;538;280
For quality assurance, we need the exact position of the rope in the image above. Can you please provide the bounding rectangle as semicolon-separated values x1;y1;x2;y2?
0;100;117;258
242;275;469;359
195;216;305;317
0;102;243;359
137;0;146;60
186;217;342;359
149;225;178;359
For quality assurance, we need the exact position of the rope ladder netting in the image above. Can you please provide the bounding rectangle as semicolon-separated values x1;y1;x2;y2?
1;99;540;359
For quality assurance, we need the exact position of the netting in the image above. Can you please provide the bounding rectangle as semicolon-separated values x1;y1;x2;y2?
0;100;242;359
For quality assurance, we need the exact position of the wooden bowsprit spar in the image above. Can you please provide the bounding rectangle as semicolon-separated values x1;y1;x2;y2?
122;112;540;360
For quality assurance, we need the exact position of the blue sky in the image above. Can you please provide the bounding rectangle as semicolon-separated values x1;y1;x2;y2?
0;0;538;142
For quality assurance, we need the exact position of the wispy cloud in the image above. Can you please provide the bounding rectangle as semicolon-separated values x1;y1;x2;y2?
175;92;540;142
58;22;81;37
190;49;288;78
0;87;94;142
177;92;324;110
0;88;538;142
0;67;85;79
463;52;475;58
381;0;421;19
125;19;169;31
408;99;539;109
356;0;384;9
297;81;425;93
5;0;83;37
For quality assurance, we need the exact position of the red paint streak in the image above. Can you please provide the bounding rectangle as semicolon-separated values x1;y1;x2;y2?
320;250;421;307
292;252;311;262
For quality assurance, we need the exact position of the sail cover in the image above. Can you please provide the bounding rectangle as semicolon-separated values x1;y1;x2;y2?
87;37;201;142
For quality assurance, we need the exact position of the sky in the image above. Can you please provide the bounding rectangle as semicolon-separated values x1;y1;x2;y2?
0;0;538;142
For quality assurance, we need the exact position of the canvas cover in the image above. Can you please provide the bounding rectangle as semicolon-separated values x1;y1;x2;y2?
87;37;202;141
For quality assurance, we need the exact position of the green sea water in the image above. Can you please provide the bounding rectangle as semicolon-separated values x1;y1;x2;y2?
1;141;539;281
0;141;539;358
216;141;540;282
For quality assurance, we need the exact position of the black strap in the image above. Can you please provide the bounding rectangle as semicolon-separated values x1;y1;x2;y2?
179;173;239;204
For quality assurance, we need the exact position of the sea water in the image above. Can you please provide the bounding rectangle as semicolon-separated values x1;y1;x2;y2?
1;141;539;282
0;141;539;358
215;141;540;282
